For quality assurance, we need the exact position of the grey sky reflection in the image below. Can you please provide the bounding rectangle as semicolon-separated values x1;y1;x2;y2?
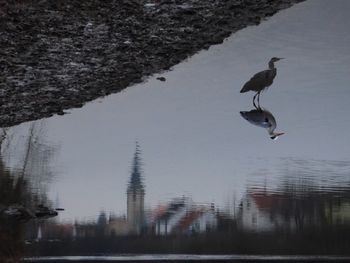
4;0;350;221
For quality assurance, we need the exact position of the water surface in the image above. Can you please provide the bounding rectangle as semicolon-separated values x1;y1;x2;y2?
1;0;350;259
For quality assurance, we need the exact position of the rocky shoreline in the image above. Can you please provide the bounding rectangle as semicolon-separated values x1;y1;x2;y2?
0;0;305;127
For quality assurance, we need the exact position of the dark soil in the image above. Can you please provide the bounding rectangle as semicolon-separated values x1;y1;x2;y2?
0;0;305;127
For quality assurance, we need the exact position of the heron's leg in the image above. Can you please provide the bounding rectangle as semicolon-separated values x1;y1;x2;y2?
253;98;258;109
253;93;258;108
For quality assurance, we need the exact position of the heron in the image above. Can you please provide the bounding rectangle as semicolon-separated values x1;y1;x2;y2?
240;107;284;140
240;57;284;107
35;204;64;219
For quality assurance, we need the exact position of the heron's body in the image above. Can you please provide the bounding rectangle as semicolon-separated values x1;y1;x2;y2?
35;205;59;219
240;68;277;93
240;109;275;129
240;108;284;139
240;57;283;107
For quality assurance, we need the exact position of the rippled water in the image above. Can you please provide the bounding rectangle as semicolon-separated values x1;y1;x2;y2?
1;0;350;260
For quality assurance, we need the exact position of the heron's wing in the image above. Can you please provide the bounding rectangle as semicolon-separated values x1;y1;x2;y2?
240;70;273;93
240;110;272;128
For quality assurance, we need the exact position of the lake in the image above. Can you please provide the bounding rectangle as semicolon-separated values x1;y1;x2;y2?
1;0;350;261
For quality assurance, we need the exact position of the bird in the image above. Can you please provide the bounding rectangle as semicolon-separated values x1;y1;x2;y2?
240;57;283;107
240;107;284;140
34;204;64;219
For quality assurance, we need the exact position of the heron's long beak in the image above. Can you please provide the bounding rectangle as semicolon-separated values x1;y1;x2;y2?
270;132;285;140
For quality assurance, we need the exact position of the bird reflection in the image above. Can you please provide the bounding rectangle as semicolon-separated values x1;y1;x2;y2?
35;204;64;220
240;57;283;107
240;105;284;140
0;204;64;222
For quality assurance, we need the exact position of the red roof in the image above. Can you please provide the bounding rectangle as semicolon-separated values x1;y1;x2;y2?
250;192;285;209
176;209;207;231
150;204;168;223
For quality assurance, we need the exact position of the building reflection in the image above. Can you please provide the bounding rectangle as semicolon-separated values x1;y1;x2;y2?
239;189;350;232
26;161;350;255
70;144;217;239
1;124;350;256
31;146;350;243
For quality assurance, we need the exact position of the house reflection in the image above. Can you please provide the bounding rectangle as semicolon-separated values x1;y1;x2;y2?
30;144;350;241
239;188;350;232
150;197;217;236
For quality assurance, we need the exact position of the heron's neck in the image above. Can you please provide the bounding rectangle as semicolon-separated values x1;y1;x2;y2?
267;127;276;135
268;61;275;69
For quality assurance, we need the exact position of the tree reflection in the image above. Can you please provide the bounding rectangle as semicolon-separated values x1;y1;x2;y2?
0;121;59;262
0;158;26;261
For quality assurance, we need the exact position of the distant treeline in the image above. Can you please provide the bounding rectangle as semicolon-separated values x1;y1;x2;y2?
26;225;350;257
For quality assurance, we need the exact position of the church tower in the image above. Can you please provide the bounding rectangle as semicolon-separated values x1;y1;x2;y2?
127;142;145;234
